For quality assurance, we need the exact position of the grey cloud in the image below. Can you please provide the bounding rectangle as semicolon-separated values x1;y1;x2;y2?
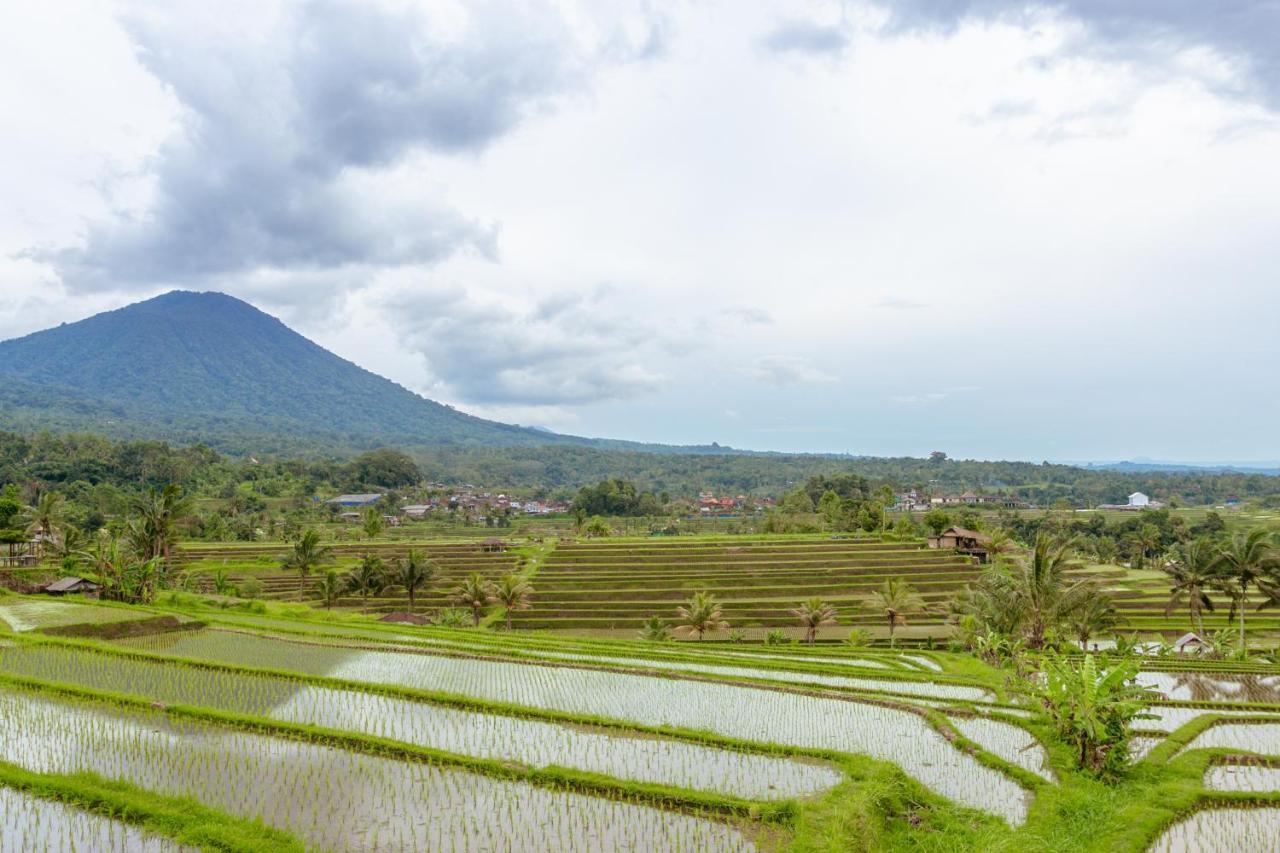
384;286;669;406
38;1;580;293
759;20;850;56
880;1;1280;108
721;306;773;325
746;355;837;387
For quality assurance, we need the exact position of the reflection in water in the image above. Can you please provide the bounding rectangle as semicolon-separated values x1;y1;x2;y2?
1137;671;1280;704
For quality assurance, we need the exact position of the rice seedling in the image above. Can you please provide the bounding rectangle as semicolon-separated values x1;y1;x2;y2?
0;688;760;852
1147;807;1280;852
0;786;190;851
946;716;1054;781
0;643;842;800
120;629;1032;823
0;599;142;633
1176;722;1280;756
507;648;991;701
1204;762;1280;791
1131;707;1278;734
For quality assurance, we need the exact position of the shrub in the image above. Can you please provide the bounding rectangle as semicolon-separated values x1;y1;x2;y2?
765;629;788;645
436;608;471;628
238;578;263;599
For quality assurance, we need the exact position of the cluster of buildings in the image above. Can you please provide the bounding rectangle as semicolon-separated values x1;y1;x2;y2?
324;490;570;522
893;489;1030;512
695;492;775;515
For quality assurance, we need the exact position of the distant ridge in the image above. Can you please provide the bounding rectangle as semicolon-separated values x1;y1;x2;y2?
0;291;655;454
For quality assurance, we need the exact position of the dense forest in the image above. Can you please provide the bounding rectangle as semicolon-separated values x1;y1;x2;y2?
1;429;1278;511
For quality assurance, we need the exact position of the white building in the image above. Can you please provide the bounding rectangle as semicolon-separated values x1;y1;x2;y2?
1128;492;1150;508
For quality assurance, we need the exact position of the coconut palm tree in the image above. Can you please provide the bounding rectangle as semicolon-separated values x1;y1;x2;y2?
1068;587;1123;650
314;569;343;608
361;507;384;540
24;492;66;547
451;572;494;626
279;529;332;599
1213;529;1280;649
490;574;533;630
1162;538;1224;635
130;484;193;568
391;550;438;614
792;597;838;644
869;578;924;646
1009;534;1092;649
343;554;386;606
674;591;729;640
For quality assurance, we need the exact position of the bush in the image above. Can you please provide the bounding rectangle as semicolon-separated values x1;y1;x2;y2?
238;578;263;599
765;629;788;645
436;608;471;628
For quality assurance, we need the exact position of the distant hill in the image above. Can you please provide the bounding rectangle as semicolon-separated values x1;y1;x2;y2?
0;291;658;454
1078;460;1280;477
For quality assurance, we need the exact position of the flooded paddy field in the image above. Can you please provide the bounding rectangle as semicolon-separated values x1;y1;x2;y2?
0;688;759;852
119;628;1032;823
0;643;840;800
0;786;191;852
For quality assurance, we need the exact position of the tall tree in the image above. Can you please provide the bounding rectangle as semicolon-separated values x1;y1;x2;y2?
314;569;343;608
1068;587;1123;650
344;554;387;606
1162;538;1224;636
792;597;839;644
24;491;66;545
391;549;438;614
130;484;193;583
451;572;493;626
674;591;729;640
869;578;924;646
1010;534;1091;649
1213;529;1280;650
490;574;534;630
279;529;332;599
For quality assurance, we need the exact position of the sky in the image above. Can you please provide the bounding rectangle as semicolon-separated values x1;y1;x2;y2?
2;0;1279;462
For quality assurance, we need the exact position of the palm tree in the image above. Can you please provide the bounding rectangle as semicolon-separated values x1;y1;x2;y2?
638;615;671;641
1010;534;1092;649
984;528;1015;565
24;492;66;547
451;572;493;626
869;578;924;646
390;550;438;614
343;555;387;606
130;484;193;567
1068;587;1123;650
674;591;729;640
490;574;533;630
792;597;838;644
1213;529;1280;649
279;529;332;599
1162;538;1223;635
314;569;343;608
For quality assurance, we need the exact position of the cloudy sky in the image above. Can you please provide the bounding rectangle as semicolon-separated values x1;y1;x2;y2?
3;1;1279;462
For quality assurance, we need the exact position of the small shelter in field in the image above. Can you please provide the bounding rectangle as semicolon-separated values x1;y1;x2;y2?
927;526;992;562
480;538;509;553
42;577;102;597
1173;632;1209;654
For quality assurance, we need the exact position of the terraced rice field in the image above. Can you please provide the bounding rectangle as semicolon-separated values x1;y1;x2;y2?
1148;807;1280;852
0;688;759;851
0;643;840;800
512;537;980;636
0;786;190;851
181;540;522;609
116;627;1032;823
0;599;144;632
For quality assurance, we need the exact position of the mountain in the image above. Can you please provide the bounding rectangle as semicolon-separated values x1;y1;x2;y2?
0;291;603;453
